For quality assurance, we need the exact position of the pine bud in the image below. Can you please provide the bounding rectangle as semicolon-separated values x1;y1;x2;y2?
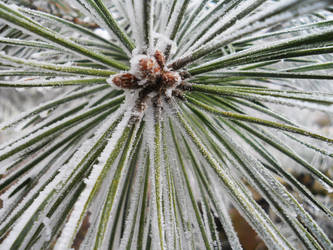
111;73;139;89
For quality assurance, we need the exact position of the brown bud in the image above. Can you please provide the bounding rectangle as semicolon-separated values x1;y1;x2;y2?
139;58;161;78
112;73;139;89
154;50;166;69
162;71;180;87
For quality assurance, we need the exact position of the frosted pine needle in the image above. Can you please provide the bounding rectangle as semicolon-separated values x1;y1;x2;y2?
0;0;332;249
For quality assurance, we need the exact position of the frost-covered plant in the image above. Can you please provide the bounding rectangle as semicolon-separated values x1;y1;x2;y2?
0;0;333;249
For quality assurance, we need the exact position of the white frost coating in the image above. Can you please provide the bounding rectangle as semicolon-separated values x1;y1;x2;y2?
54;105;125;188
178;0;239;55
129;54;151;77
0;99;116;160
221;123;332;248
0;104;123;248
187;22;333;73
164;0;182;38
161;161;174;250
0;18;79;65
54;108;133;250
99;124;140;249
144;106;156;152
141;190;153;250
7;3;19;10
71;1;109;36
72;0;131;55
186;0;267;53
0;143;64;214
0;112;95;187
224;0;328;46
175;0;328;62
133;0;145;50
198;195;213;246
43;217;52;242
154;0;172;36
0;112;120;247
94;28;111;40
165;88;173;98
218;128;298;212
144;107;165;250
173;105;290;249
228;0;299;34
122;0;143;50
154;32;178;55
238;0;325;34
1;0;332;248
173;163;192;250
1;168;65;248
155;0;183;52
118;148;146;249
0;85;100;133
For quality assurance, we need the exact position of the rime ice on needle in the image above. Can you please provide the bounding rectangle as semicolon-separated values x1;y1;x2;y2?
1;1;333;249
107;50;190;121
